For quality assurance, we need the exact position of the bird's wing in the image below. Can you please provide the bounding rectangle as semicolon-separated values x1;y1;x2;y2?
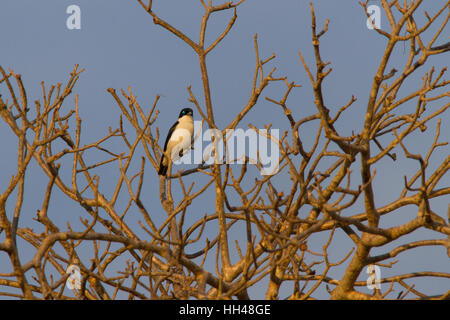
163;120;179;151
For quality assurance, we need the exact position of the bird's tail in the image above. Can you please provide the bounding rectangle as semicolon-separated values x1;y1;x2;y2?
158;155;168;176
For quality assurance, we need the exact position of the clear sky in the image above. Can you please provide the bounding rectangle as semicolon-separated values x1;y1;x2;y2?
0;0;448;299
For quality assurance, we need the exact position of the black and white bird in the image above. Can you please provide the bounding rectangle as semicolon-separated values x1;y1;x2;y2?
158;107;194;176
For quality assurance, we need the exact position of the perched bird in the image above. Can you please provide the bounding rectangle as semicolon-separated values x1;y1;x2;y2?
158;107;194;176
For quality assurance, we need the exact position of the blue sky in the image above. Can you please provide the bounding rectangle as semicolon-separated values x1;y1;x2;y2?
0;0;449;299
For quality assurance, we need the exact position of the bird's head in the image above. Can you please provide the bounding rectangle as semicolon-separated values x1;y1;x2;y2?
179;108;193;118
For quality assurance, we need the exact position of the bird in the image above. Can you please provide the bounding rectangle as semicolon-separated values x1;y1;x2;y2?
158;107;194;176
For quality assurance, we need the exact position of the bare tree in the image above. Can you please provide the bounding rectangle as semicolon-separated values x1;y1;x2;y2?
0;0;449;300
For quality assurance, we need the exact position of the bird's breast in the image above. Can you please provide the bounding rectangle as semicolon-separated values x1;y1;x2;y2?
167;117;194;160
